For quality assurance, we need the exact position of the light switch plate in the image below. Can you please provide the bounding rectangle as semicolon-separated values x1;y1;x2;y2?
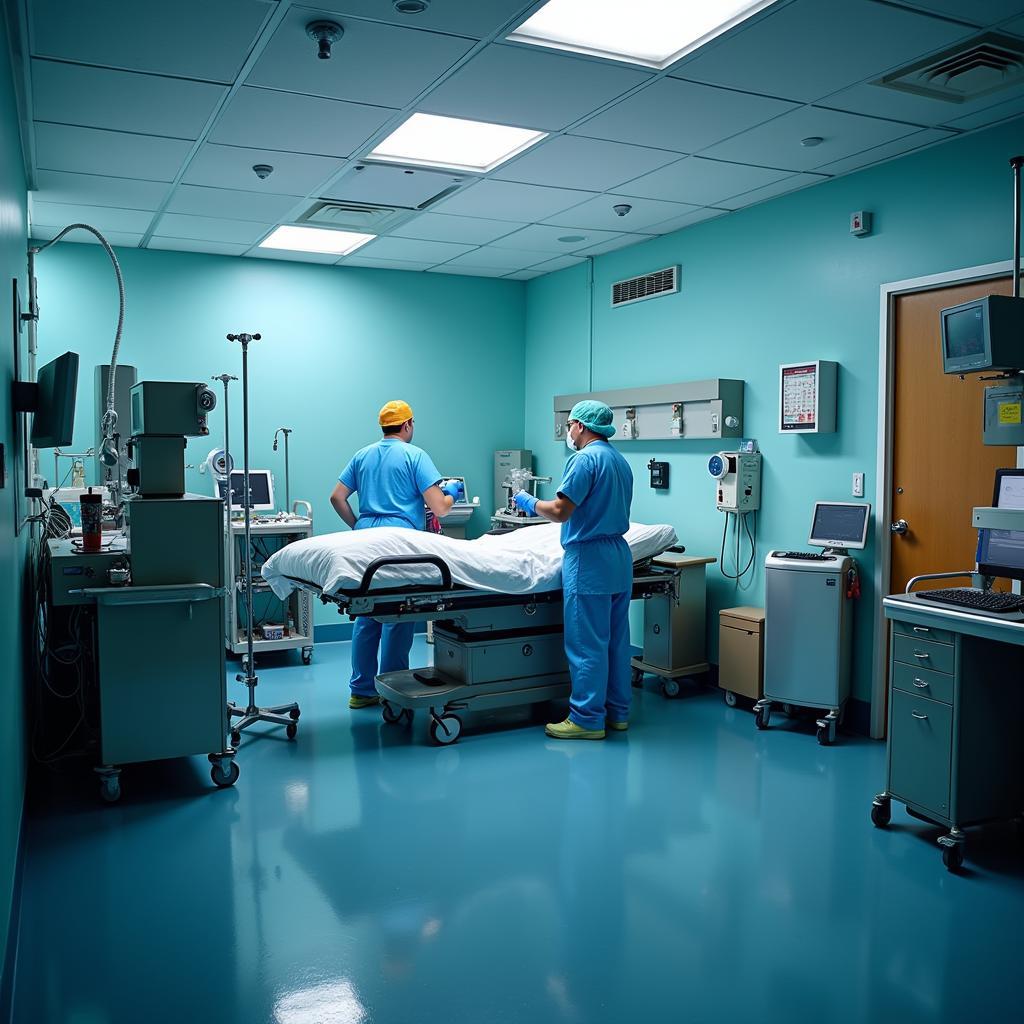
852;471;864;498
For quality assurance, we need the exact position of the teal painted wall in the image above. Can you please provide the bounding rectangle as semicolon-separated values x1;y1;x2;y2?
0;7;27;981
32;245;526;625
524;116;1024;706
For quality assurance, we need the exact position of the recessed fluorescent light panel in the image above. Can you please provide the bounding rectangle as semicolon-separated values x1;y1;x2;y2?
259;225;375;255
508;0;778;69
367;113;547;173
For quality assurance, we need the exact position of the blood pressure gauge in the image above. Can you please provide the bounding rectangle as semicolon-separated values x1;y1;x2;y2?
708;454;727;479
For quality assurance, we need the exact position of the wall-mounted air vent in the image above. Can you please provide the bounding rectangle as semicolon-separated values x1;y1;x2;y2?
875;33;1024;104
611;266;679;307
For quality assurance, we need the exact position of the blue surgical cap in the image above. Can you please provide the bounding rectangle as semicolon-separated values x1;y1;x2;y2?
568;400;616;438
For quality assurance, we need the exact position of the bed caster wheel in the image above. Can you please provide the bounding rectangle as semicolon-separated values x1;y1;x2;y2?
211;760;239;788
661;679;681;699
631;667;644;688
429;714;462;746
99;777;121;804
754;707;769;730
302;648;313;665
942;844;964;873
871;797;891;828
289;707;301;721
723;690;738;708
816;725;833;746
382;701;403;725
230;730;241;747
286;722;298;740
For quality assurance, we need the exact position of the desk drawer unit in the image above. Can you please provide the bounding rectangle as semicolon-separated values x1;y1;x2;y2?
888;690;953;818
892;634;955;676
892;620;956;646
890;661;954;705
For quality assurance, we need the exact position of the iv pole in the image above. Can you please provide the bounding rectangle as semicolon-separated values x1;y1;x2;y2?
225;333;300;743
273;427;293;513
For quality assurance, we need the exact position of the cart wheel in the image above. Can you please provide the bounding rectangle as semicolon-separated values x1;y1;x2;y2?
723;690;738;708
211;760;240;788
382;701;403;725
429;714;462;746
755;707;768;730
230;729;241;747
661;678;681;699
99;777;121;804
631;667;644;687
286;722;298;740
289;707;301;721
870;799;891;828
302;649;313;665
816;724;833;746
942;844;964;873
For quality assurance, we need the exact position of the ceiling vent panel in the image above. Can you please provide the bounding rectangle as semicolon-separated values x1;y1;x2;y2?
321;162;469;210
298;200;411;233
875;33;1024;104
611;266;679;308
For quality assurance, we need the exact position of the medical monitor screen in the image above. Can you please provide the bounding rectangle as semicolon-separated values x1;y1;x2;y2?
943;306;986;361
977;469;1024;581
217;470;274;511
30;351;79;448
808;502;871;550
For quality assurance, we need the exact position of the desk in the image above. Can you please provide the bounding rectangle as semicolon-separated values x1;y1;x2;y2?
874;593;1024;872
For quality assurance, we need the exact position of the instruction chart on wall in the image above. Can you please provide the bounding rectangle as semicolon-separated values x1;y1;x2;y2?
778;360;837;434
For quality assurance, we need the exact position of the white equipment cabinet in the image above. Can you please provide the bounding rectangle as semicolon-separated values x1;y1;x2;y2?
226;503;314;664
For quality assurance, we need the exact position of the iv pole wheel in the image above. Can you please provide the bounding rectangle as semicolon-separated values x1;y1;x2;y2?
99;776;121;803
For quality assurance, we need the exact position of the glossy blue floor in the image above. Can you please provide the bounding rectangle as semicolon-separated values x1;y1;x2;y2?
12;637;1024;1023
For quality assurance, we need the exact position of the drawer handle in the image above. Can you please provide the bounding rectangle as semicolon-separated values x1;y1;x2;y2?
911;711;929;721
913;652;929;660
912;626;930;634
912;678;929;688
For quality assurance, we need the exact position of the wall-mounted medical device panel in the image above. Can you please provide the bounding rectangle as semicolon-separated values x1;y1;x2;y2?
129;381;217;438
708;451;761;512
779;360;837;434
553;379;744;442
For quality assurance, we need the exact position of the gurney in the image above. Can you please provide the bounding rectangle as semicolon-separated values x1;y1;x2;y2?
263;523;681;744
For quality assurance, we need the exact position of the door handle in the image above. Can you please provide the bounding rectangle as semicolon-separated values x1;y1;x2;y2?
911;711;929;720
890;519;909;536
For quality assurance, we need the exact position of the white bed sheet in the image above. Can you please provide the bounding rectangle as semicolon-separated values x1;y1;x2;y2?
262;522;678;599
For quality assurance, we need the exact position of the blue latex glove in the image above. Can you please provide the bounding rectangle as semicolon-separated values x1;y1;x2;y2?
441;480;465;501
513;490;539;516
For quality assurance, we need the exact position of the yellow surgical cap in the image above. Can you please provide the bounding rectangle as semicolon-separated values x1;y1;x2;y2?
379;400;414;427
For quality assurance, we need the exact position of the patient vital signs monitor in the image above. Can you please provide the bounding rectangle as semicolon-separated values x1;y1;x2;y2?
977;468;1024;582
217;470;275;511
808;502;871;550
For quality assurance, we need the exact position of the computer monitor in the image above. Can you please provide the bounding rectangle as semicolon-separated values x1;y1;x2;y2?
30;352;79;448
808;502;871;550
216;470;275;511
976;468;1024;582
940;295;1024;375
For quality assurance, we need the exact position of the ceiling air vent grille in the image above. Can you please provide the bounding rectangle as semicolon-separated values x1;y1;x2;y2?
875;33;1024;104
298;200;406;232
611;266;679;307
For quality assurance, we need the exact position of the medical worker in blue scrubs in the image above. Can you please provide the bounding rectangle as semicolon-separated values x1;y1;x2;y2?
514;400;634;740
330;400;463;709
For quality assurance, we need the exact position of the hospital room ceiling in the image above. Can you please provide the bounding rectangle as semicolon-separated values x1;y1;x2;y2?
13;0;1024;278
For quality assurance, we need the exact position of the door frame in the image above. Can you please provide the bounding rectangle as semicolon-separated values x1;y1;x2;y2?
872;259;1024;738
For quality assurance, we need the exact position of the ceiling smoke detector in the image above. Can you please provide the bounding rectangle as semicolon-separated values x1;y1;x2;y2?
306;20;343;60
252;164;274;180
800;137;824;148
394;0;430;12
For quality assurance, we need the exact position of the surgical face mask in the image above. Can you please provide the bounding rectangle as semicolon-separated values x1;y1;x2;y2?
565;424;577;451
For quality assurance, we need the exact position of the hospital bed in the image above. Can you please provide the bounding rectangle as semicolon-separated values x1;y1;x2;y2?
263;523;680;744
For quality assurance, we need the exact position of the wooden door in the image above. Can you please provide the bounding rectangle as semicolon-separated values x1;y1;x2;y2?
891;277;1017;594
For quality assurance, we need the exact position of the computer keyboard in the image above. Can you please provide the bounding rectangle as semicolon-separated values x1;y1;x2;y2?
917;588;1024;614
773;551;834;561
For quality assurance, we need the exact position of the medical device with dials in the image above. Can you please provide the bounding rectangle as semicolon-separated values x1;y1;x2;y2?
708;451;761;512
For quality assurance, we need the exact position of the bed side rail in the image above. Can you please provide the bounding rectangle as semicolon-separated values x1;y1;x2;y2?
351;555;453;596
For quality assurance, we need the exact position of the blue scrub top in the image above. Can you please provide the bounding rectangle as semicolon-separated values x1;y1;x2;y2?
339;438;442;530
557;441;634;594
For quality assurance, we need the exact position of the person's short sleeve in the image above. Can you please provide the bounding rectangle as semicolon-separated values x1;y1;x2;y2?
557;452;594;506
412;449;443;495
339;456;358;491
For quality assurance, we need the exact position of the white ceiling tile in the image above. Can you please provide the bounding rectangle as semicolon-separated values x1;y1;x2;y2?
702;106;922;172
899;1;1024;23
572;78;798;154
528;255;587;273
29;201;153;234
30;0;271;82
573;233;651;257
440;246;554;270
155;213;268;245
942;92;1024;130
427;265;513;277
391;213;524;244
541;194;701;231
33;170;169;211
183;144;344;195
32;61;225;141
148;238;249;256
29;225;142;248
810;128;956;176
247;248;340;265
672;0;973;103
720;172;830;210
644;207;730;234
493;136;679;190
166;185;303;223
357;237;477;262
504;269;543;280
431;179;596;221
619;156;790;206
248;9;473;107
419;43;651;132
35;123;192;181
341;256;435;271
489;223;623;253
210;87;396;158
307;1;536;38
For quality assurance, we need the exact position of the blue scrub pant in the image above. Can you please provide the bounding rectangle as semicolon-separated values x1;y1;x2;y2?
349;513;416;697
563;589;632;730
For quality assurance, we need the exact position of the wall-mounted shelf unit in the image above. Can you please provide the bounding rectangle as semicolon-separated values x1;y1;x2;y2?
553;379;744;442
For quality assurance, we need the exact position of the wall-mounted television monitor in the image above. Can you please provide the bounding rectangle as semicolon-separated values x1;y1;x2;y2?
940;295;1024;375
30;352;79;449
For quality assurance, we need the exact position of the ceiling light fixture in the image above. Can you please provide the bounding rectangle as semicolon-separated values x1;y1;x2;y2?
508;0;778;69
367;112;547;173
800;136;824;147
393;0;430;12
558;234;586;243
259;225;375;256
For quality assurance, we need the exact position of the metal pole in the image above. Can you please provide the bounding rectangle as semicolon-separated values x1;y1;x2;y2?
284;430;290;514
1012;156;1023;299
241;340;255;680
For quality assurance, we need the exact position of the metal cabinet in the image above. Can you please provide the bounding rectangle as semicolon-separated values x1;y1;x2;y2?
718;606;765;706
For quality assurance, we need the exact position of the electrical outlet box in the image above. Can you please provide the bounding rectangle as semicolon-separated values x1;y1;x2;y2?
648;460;669;490
852;472;864;498
850;211;872;237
